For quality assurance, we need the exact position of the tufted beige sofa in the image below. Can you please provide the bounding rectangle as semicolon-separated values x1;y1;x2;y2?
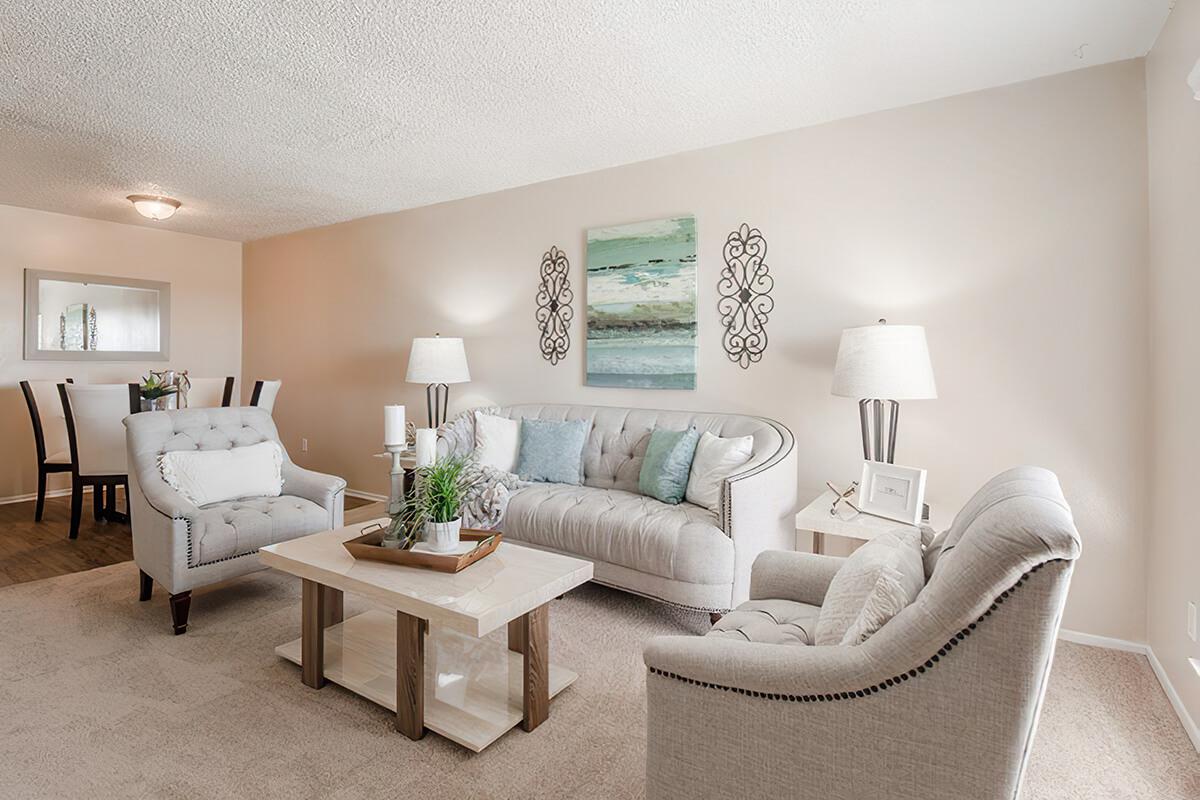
643;467;1081;800
441;404;797;614
125;407;345;634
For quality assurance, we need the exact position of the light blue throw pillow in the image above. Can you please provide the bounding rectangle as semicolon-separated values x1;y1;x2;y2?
638;426;701;505
515;418;591;485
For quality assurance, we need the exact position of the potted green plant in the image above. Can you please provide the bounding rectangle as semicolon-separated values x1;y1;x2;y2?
384;455;474;553
139;373;178;411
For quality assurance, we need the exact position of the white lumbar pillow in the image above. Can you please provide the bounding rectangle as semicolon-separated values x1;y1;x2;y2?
474;412;520;472
814;528;925;646
159;440;284;507
685;431;754;511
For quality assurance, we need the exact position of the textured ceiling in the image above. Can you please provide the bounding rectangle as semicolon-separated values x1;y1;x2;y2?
0;1;1172;241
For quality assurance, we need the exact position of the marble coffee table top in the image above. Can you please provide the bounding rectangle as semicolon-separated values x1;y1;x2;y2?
260;519;593;637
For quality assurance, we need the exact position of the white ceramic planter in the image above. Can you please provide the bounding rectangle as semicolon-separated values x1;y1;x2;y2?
425;518;462;553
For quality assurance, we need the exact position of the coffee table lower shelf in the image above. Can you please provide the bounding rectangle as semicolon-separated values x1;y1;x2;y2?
276;609;577;752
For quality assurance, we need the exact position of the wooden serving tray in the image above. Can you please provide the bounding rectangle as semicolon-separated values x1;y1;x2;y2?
343;526;502;573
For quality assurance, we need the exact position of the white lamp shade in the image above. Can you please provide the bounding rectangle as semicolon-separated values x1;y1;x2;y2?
405;337;471;384
831;323;937;400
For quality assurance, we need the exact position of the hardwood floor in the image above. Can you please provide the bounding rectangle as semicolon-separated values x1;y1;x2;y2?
345;497;385;525
0;491;381;588
0;489;133;588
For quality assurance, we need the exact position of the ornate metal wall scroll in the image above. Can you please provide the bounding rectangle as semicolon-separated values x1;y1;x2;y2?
718;223;774;368
535;246;574;365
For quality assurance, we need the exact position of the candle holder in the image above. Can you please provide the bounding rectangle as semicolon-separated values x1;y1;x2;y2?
385;443;410;516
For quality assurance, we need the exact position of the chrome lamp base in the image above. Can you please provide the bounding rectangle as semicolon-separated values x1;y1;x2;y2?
858;398;899;464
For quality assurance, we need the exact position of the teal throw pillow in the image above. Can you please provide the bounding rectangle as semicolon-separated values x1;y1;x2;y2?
515;418;591;485
638;426;701;505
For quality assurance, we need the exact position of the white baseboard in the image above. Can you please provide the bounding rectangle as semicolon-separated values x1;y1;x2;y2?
1057;628;1148;654
345;489;387;502
1145;646;1200;752
1058;628;1199;752
0;486;96;506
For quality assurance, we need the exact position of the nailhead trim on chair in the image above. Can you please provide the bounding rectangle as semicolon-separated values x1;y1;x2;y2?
646;560;1063;702
185;517;258;569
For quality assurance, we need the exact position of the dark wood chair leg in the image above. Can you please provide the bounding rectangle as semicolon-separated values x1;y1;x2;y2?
169;592;191;635
105;482;117;517
139;570;153;601
68;478;83;540
93;484;105;521
34;468;47;522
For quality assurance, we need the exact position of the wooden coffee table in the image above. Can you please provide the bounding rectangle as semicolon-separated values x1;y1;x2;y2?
259;520;593;752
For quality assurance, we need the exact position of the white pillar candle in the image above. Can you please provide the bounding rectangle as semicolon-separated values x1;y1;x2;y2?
415;428;437;467
384;405;406;447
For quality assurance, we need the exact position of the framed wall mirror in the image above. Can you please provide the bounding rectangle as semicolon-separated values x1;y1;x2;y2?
24;269;171;361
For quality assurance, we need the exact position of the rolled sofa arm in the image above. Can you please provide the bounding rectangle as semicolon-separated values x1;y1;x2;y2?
750;550;844;606
720;420;798;607
281;462;347;528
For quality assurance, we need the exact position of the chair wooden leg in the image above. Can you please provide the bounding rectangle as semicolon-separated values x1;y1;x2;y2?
93;484;105;521
34;468;47;522
169;592;191;635
68;478;83;540
139;570;153;601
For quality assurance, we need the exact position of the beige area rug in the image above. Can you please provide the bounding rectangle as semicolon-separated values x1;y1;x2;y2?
0;561;1196;800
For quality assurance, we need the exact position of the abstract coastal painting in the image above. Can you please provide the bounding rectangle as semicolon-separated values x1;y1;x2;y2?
586;216;697;389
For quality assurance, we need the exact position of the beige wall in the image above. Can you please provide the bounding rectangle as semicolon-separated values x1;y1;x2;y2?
1146;1;1200;731
244;60;1149;642
1;203;242;498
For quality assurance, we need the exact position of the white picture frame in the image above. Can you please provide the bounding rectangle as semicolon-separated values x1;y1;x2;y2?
857;461;927;526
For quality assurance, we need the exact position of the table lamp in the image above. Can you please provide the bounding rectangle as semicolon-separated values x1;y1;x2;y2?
405;334;471;428
831;319;936;463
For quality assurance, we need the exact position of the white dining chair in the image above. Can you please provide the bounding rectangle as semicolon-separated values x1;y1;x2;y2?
249;379;282;413
185;376;235;408
58;383;139;539
19;378;74;521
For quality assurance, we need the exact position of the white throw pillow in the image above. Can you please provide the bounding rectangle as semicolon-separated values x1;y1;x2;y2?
159;440;284;507
684;432;754;511
474;412;520;472
814;528;925;646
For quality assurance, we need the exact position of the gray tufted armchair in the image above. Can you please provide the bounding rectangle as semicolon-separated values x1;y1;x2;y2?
643;467;1081;800
125;407;345;634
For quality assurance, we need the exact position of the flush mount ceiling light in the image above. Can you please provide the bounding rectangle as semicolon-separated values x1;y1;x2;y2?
127;194;181;221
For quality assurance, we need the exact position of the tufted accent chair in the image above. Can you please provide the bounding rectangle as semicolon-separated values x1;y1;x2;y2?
642;467;1081;800
125;407;345;634
440;404;798;614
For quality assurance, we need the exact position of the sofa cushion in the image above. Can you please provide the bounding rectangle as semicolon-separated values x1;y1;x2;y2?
187;495;328;567
438;406;790;503
685;431;754;511
814;527;925;646
474;412;520;472
706;599;819;646
502;484;732;584
638;426;700;505
515;418;591;484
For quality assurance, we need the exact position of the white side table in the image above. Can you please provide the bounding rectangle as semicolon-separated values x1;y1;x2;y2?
795;489;923;554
